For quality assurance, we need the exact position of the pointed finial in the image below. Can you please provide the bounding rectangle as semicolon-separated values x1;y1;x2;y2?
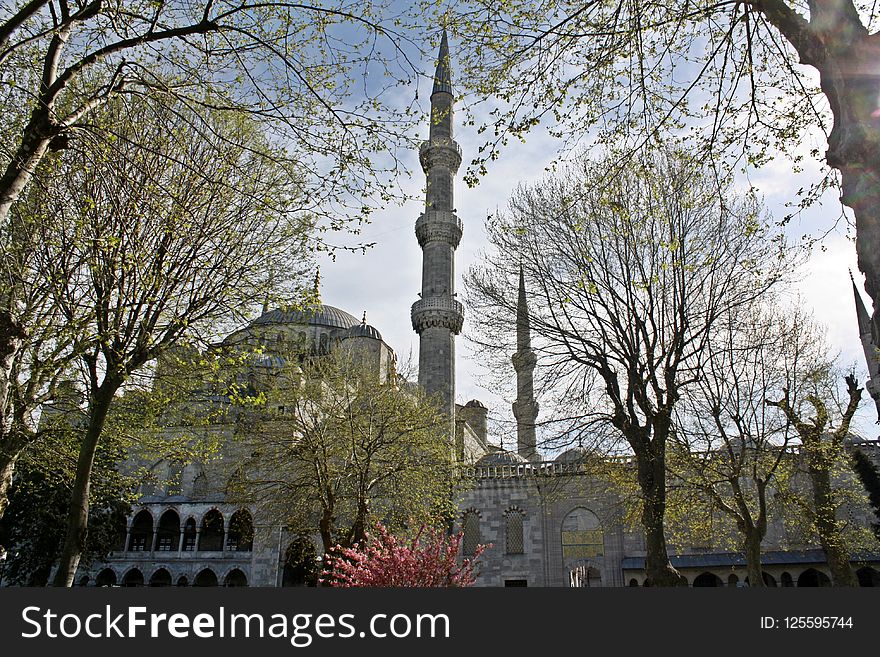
261;292;269;314
432;29;452;97
362;311;367;325
516;264;531;351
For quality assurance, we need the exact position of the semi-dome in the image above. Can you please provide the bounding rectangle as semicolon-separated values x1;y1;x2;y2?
475;450;528;466
554;447;590;463
345;323;383;341
464;399;487;409
251;304;360;330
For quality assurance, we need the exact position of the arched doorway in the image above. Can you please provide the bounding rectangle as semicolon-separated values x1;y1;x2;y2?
856;567;880;587
727;574;739;587
149;568;172;587
128;510;153;552
176;575;189;587
194;568;218;587
224;569;248;587
198;510;224;551
282;536;318;587
745;572;777;587
122;568;144;587
156;510;180;552
781;572;794;587
569;564;602;587
96;568;117;587
693;572;723;587
797;568;831;587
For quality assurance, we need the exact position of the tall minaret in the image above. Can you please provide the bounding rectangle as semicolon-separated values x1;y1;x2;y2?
512;266;539;461
852;272;880;421
411;30;464;425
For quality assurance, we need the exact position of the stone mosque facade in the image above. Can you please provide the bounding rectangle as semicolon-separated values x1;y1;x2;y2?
75;33;880;589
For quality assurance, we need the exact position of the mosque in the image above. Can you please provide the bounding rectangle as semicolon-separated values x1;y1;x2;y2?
76;32;880;588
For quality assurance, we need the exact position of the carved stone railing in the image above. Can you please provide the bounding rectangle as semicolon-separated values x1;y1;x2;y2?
411;296;464;334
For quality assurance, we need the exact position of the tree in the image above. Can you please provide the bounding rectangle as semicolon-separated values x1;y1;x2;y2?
466;149;787;585
225;345;456;555
32;95;312;586
850;447;880;540
0;421;130;586
441;1;880;350
671;305;815;587
0;1;431;488
766;369;865;585
321;522;487;587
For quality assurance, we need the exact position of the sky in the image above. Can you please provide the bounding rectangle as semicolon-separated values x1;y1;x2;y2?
314;37;879;450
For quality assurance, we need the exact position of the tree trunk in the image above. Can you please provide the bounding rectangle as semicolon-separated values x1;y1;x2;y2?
636;449;686;586
743;528;765;588
815;36;880;352
50;382;117;586
0;445;20;525
806;446;858;587
0;112;55;227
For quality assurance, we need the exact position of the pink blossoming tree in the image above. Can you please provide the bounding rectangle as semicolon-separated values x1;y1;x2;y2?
321;523;489;587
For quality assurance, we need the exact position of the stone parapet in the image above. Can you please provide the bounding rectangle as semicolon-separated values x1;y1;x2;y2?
419;138;462;172
415;210;463;247
411;296;464;334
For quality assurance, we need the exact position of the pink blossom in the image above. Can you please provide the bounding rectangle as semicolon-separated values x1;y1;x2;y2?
321;523;490;587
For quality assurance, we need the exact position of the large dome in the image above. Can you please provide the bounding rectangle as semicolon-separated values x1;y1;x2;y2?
251;304;360;330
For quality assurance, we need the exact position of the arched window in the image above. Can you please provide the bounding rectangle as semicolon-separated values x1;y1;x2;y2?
122;568;144;587
728;574;739;587
194;569;218;587
693;572;723;587
149;568;172;587
182;518;197;551
156;510;180;551
176;575;189;587
192;472;209;498
628;578;639;587
128;510;153;552
224;569;248;587
561;508;603;560
227;509;254;552
96;569;117;587
461;510;481;556
504;508;525;555
198;509;224;551
282;536;318;587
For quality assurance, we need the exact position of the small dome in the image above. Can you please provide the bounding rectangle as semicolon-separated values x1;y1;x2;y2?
475;451;528;466
251;304;359;330
464;399;487;409
345;323;383;341
555;447;590;463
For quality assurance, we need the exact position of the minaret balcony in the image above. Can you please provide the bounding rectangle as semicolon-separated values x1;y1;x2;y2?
419;139;462;172
415;210;463;247
411;297;465;334
512;349;537;370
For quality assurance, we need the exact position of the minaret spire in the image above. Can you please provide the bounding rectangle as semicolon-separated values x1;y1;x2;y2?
411;30;464;431
852;271;880;421
512;266;539;461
